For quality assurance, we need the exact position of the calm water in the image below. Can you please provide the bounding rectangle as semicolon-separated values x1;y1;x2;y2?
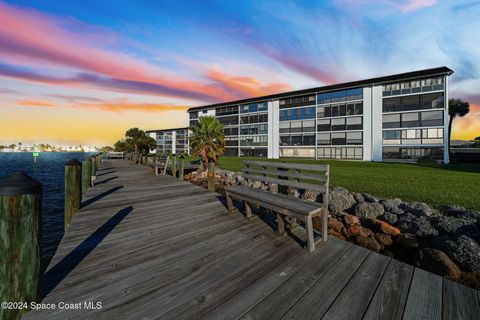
0;152;93;264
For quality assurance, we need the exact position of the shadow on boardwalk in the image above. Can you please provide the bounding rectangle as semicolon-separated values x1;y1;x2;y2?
42;206;133;296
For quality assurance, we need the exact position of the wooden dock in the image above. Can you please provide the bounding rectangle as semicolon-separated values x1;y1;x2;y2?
24;160;480;320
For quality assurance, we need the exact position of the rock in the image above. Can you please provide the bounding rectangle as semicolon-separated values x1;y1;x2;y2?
381;198;405;215
328;218;344;233
372;220;401;236
303;190;320;202
396;216;438;238
459;272;480;290
354;193;365;203
252;181;262;189
394;233;419;251
403;202;434;217
440;235;480;272
269;183;278;194
287;187;300;198
362;193;378;203
354;202;385;220
414;248;461;280
375;233;393;246
342;214;360;226
328;187;356;214
430;216;479;239
346;226;372;238
379;211;398;225
442;205;480;224
354;235;382;252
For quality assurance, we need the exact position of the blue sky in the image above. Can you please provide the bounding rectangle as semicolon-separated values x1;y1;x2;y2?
0;0;479;145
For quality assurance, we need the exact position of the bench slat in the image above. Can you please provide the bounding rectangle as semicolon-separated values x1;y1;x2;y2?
243;168;328;183
243;160;329;172
225;185;323;215
242;174;327;193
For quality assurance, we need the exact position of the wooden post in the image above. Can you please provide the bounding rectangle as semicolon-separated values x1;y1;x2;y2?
0;172;42;320
198;157;204;172
81;159;91;196
207;161;215;192
65;159;82;230
178;155;185;179
90;156;97;186
172;154;177;178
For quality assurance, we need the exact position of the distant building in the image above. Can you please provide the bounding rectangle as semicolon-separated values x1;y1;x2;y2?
450;140;476;148
146;128;189;154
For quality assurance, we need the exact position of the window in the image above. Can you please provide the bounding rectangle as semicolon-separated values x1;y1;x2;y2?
190;111;199;119
280;106;316;121
240;148;267;157
224;127;239;136
317;119;331;131
317;133;331;145
240;102;268;113
280;148;315;158
347;132;362;145
422;128;444;144
402;129;422;144
421;93;444;110
383;114;401;128
240;113;268;124
280;136;290;146
331;118;346;131
401;112;421;127
383;130;401;144
317;88;363;104
421;110;443;126
217;115;239;126
331;132;346;145
346;117;363;130
280;95;315;108
224;148;238;156
302;120;315;132
240;124;268;135
317;147;363;159
383;77;445;96
382;147;443;161
240;135;268;146
216;105;239;116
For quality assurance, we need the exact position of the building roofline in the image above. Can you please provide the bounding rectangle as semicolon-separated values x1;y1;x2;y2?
146;127;189;133
187;66;454;112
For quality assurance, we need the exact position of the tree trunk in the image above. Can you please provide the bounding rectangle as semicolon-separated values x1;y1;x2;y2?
448;115;454;161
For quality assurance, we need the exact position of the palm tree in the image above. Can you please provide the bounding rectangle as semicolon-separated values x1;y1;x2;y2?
126;128;146;163
448;99;470;157
189;116;225;169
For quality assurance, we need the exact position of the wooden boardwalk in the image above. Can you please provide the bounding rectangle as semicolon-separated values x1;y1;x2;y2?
24;160;480;320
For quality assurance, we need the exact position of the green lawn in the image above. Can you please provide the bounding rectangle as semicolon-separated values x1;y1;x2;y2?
188;156;480;211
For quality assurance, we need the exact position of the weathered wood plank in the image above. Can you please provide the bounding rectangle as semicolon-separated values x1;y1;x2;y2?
238;239;351;320
243;160;329;172
442;278;480;320
402;268;442;320
320;253;390;320
280;245;371;320
242;173;327;193
243;168;328;183
362;259;414;320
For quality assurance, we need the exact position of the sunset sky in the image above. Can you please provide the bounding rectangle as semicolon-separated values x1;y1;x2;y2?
0;0;479;146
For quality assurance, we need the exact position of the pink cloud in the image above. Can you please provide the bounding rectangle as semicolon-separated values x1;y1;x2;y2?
0;2;280;103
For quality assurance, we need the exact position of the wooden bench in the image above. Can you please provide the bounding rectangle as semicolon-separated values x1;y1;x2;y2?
153;155;169;176
225;160;329;252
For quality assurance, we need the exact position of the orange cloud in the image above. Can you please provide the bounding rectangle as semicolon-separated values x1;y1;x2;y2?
76;100;190;113
207;69;292;99
16;99;55;107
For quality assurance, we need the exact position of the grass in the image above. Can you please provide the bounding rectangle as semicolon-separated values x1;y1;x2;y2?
186;156;480;211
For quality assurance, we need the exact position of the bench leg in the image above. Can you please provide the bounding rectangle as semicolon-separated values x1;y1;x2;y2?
322;210;328;242
226;192;234;214
285;216;298;230
305;215;315;252
244;201;253;220
276;214;286;236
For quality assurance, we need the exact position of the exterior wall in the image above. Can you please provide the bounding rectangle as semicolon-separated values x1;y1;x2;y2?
147;128;189;155
186;69;452;163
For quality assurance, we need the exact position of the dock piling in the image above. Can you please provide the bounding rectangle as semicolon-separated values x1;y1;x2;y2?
0;172;42;320
179;155;185;179
81;159;91;196
172;154;177;178
64;159;82;230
